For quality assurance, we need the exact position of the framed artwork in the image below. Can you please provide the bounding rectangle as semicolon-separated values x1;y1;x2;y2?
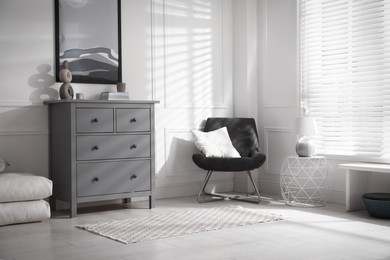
55;0;122;84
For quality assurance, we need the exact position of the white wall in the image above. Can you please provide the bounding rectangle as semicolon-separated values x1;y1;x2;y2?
0;0;54;176
256;0;348;203
232;0;260;193
256;0;300;197
3;0;379;206
151;0;236;198
256;0;390;204
0;0;236;200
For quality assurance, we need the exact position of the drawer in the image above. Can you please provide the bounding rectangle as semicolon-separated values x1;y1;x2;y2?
116;108;150;132
76;108;114;133
77;160;151;197
76;135;150;161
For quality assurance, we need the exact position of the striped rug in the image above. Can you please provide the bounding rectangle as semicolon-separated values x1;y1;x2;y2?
77;205;283;244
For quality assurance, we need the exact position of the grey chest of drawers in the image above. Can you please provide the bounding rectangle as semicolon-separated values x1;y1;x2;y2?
44;100;158;217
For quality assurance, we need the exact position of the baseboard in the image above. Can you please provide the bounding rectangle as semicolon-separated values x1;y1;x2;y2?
327;189;345;205
257;179;281;195
256;179;346;205
53;179;346;211
155;179;234;199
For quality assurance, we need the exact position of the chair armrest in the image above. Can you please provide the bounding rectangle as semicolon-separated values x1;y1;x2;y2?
249;151;266;169
192;153;207;169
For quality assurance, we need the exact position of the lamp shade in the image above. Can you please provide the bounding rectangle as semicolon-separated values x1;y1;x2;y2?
295;116;318;136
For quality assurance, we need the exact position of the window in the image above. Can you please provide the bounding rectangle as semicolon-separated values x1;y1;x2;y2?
300;0;390;161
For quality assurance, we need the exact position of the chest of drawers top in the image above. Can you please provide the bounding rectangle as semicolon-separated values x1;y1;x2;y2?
44;100;159;105
44;100;158;133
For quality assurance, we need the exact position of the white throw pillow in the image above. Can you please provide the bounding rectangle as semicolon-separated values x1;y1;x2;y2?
191;127;241;158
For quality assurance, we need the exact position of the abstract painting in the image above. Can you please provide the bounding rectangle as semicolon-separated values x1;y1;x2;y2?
55;0;121;84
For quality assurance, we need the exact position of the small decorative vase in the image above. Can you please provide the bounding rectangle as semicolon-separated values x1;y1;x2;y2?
117;82;126;92
59;61;74;100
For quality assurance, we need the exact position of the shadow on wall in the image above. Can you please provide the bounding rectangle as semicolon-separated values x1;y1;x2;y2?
28;64;58;102
163;136;201;177
161;133;235;196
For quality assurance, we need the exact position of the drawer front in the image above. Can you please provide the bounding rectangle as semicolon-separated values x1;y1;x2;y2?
77;160;151;197
76;135;150;160
76;108;114;133
116;108;150;132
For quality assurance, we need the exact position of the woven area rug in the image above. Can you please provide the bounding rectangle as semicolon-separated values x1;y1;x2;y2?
77;205;283;244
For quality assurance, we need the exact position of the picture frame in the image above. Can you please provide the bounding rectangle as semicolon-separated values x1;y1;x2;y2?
55;0;122;84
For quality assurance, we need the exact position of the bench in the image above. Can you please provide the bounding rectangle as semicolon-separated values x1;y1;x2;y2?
339;163;390;211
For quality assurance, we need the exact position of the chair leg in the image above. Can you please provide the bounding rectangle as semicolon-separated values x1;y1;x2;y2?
245;170;262;203
197;171;225;203
197;170;261;204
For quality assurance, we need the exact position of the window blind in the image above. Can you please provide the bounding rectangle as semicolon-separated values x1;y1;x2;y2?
300;0;390;161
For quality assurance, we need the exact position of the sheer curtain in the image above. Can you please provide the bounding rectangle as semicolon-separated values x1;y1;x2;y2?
300;0;390;161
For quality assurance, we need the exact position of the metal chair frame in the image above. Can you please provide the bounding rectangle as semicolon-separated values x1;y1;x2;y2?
197;170;261;204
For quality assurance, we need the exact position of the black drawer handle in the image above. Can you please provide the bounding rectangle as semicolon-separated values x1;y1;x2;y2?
130;144;137;150
93;177;100;182
130;174;137;180
91;118;99;123
92;145;99;151
129;118;137;123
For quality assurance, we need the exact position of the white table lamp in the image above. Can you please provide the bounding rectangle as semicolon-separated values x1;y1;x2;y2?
295;116;318;157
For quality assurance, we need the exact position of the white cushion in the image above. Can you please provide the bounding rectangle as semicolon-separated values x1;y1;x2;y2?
0;200;51;226
0;173;52;203
191;127;241;158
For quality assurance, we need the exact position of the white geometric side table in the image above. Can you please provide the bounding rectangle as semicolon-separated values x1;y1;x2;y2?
280;156;330;207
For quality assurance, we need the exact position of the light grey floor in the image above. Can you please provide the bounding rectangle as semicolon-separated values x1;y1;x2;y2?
0;195;389;260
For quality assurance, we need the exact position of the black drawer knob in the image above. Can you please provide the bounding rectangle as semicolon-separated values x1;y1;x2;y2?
91;118;99;123
130;174;137;180
92;145;99;151
93;177;100;182
130;144;137;150
130;118;137;123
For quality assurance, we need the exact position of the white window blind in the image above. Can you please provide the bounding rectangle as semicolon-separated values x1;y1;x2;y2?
300;0;390;161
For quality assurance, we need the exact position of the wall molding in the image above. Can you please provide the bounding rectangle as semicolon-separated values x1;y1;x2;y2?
263;126;293;174
0;101;46;108
0;102;48;134
0;130;48;136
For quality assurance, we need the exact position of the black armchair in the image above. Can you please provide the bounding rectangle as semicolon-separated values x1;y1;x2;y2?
192;118;266;203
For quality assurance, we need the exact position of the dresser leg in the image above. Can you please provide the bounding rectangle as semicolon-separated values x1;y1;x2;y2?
70;202;77;218
149;195;155;208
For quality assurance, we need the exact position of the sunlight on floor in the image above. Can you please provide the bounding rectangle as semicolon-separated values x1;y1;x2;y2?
1;196;390;260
